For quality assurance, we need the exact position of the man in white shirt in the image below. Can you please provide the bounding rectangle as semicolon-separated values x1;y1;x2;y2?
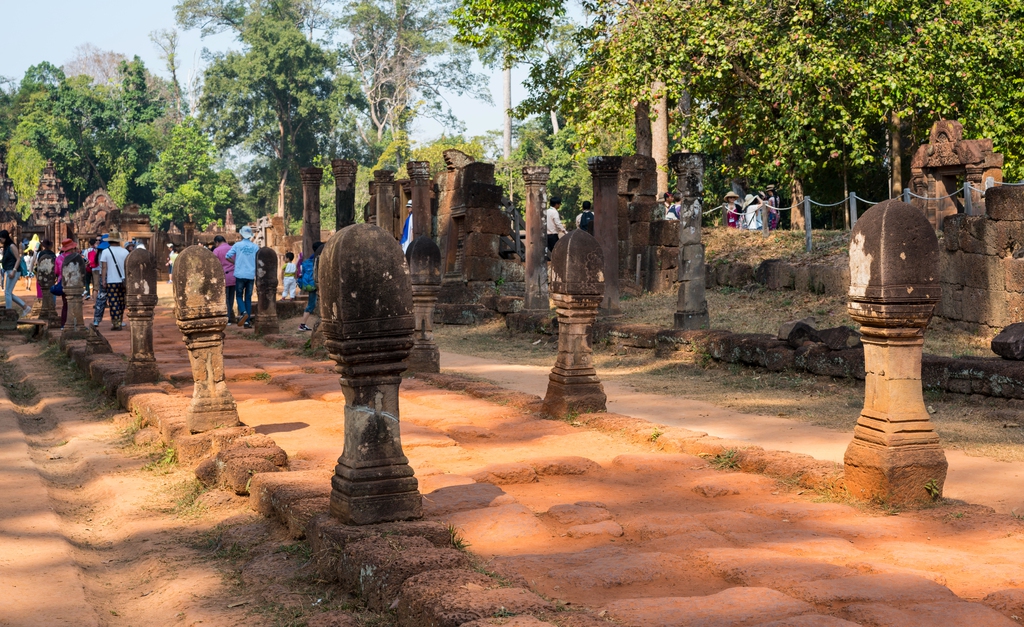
544;196;567;255
98;235;130;331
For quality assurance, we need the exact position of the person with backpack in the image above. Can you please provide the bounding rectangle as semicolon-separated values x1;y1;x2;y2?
81;238;96;300
55;239;77;328
298;241;323;332
666;192;683;221
98;236;129;331
212;235;237;324
0;230;30;317
578;201;595;235
225;225;259;328
91;234;110;326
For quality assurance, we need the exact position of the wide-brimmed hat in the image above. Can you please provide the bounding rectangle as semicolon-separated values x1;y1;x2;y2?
107;235;122;245
742;194;760;209
724;191;740;200
60;238;76;252
766;185;776;191
240;225;254;240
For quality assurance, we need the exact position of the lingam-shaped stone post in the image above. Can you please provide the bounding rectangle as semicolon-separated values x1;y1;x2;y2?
60;253;89;340
405;236;442;373
523;166;550;311
321;223;421;525
332;159;358;230
670;152;709;330
374;170;397;237
542;230;607;417
587;157;622;316
300;166;323;259
407;161;431;240
124;247;159;384
173;245;241;433
843;199;947;505
255;247;280;335
33;251;59;326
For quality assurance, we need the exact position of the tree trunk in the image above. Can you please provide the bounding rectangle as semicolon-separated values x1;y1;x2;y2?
634;100;652;158
890;111;902;197
679;89;691;140
550;110;559;135
503;66;512;160
277;167;288;219
651;81;669;196
790;176;805;230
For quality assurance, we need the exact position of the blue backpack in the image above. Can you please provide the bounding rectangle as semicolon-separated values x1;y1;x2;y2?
298;257;316;292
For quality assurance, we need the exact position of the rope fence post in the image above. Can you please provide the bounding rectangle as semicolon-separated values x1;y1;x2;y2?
902;188;911;203
849;192;858;229
761;204;769;239
804;197;812;253
964;182;973;216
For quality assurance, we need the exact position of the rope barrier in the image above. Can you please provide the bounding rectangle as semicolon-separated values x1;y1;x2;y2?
907;189;961;201
808;198;849;208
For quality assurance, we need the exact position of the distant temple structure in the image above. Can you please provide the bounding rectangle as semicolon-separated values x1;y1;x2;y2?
24;160;71;244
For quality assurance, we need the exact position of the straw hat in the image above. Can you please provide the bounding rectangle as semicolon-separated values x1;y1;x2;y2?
741;194;760;209
724;191;740;200
107;235;122;245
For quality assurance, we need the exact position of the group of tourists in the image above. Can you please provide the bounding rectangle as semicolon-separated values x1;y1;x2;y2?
724;186;782;231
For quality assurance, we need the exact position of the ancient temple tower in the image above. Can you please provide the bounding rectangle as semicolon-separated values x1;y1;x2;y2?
29;160;71;244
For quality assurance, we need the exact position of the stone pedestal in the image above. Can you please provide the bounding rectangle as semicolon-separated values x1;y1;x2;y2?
32;252;59;327
523;166;550;311
125;248;159;384
843;199;947;505
374;170;397;238
408;161;431;240
670;152;709;330
332;159;358;230
587;157;622;316
300;167;323;259
320;224;420;525
543;230;607;417
255;247;280;335
60;254;89;340
173;245;240;434
406;236;442;373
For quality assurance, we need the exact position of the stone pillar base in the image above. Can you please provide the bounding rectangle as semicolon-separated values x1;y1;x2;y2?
61;328;90;341
255;317;280;335
330;473;422;525
843;439;948;506
125;361;161;385
406;345;440;373
543;377;607;417
186;398;241;433
675;310;709;330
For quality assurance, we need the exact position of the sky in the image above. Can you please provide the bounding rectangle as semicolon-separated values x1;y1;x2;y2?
0;0;531;146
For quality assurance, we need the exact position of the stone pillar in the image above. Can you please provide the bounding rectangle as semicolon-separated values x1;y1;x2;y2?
125;247;159;384
406;236;442;373
407;161;431;240
60;253;89;340
844;199;947;506
523;166;551;311
670;152;709;330
300;166;323;259
255;246;280;335
173;245;241;434
543;230;607;417
332;159;358;230
374;170;397;237
587;157;623;316
320;224;420;525
32;251;59;326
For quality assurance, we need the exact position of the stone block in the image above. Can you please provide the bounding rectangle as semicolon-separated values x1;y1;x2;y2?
777;317;816;341
720;262;755;287
992;322;1024;359
1007;292;1024;324
1004;256;1024;292
421;483;507;517
629;222;650;247
396;569;552;627
655;245;679;271
963;254;1002;291
463;257;503;282
465;182;502;210
464;207;510;234
604;588;814;627
793;265;811;292
705;263;718;286
628;202;657;223
678;244;704;281
470;463;537;485
985;184;1024;221
544;504;612;525
462;232;500;258
677;279;706;312
941;250;964;286
783;322;821;348
985;220;1024;257
618;210;630;240
959;216;988;254
942;214;962;251
530;456;601;476
758;260;795;290
650;220;680;247
938;286;963;320
816;326;863;350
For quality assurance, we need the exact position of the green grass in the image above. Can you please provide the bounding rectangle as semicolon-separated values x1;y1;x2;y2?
143;447;177;472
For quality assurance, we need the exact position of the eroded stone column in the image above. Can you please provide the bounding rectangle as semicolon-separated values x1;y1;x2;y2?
300;166;323;259
61;253;89;340
321;224;420;525
406;235;442;373
33;251;59;326
332;159;358;230
408;161;431;240
844;199;947;506
374;170;397;237
587;157;622;316
670;152;709;330
125;247;159;384
523;166;550;311
255;247;280;335
543;230;607;416
173;245;240;433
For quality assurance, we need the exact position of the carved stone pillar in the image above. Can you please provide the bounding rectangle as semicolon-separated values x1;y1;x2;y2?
320;224;420;525
332;159;358;230
587;157;623;316
125;247;159;384
523;166;551;311
32;251;59;326
543;230;607;417
300;166;323;259
844;199;947;505
406;236;442;373
374;170;397;237
670;152;709;330
173;245;241;434
60;254;89;340
407;161;431;240
255;247;280;335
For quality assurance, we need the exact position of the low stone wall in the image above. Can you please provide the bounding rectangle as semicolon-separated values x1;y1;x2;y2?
706;259;851;296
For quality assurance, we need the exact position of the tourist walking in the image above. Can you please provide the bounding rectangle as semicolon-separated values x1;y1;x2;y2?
282;252;297;300
212;235;237;324
544;196;567;256
91;234;110;326
55;239;77;328
226;225;259;328
765;185;780;230
666;192;683;220
22;248;36;291
166;244;178;284
578;201;595;235
82;238;96;300
0;230;29;317
298;242;323;332
99;236;129;331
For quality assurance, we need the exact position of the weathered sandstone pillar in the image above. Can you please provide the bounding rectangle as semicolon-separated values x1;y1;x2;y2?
671;152;709;330
61;254;89;340
374;170;397;237
173;245;240;433
543;230;607;416
332;159;358;230
408;161;431;240
125;247;159;384
255;247;280;335
587;157;623;316
844;199;947;505
300;166;323;259
523;166;551;311
321;223;421;525
406;235;442;373
33;251;59;326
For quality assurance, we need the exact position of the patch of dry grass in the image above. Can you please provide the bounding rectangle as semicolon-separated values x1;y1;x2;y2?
702;226;850;267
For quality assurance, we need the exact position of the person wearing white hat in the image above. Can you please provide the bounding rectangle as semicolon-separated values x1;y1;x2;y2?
741;194;763;230
400;199;414;253
226;225;259;328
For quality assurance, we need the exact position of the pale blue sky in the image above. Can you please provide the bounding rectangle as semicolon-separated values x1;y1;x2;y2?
0;0;528;145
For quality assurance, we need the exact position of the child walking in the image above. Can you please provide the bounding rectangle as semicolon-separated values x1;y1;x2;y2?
281;252;297;300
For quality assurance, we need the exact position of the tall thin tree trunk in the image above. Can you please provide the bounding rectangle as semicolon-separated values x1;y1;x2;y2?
278;167;288;219
503;65;512;160
843;160;850;230
635;100;652;158
550;110;559;135
890;111;902;197
790;175;805;230
651;81;669;196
